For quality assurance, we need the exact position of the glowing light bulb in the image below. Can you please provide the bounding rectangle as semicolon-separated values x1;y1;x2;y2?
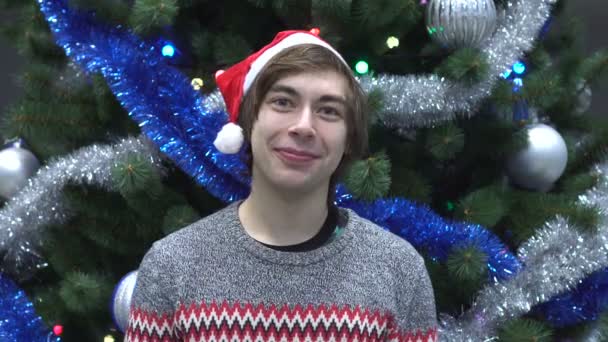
53;325;63;336
191;78;204;90
309;28;320;36
161;44;175;57
355;60;369;75
512;61;526;75
386;36;400;49
501;69;512;79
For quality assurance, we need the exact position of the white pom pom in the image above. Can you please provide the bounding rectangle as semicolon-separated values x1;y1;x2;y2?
213;122;244;154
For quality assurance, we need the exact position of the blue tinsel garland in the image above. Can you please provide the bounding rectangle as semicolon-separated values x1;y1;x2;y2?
36;0;519;281
35;0;606;328
0;272;60;341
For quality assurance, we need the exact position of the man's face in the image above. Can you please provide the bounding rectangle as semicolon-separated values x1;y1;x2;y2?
249;70;349;196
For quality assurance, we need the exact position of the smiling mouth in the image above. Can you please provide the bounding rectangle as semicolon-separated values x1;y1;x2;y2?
275;149;317;163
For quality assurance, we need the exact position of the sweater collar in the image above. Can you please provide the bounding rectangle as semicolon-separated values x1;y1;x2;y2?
225;200;355;265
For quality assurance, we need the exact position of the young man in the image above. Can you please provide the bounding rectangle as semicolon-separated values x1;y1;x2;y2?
126;30;438;341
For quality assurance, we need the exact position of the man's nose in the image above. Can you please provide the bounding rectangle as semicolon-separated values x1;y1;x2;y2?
288;106;316;138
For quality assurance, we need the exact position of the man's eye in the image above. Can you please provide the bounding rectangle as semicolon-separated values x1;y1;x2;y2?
272;98;292;107
320;107;340;116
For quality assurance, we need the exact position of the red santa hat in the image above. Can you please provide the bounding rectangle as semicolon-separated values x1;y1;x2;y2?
213;30;348;154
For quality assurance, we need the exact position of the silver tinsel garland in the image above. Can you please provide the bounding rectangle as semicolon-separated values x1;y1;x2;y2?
204;0;556;129
440;161;608;340
1;138;607;340
363;0;554;128
0;136;162;281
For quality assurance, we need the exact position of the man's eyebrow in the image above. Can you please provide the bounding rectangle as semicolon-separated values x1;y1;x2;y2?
268;85;298;96
319;95;347;106
268;85;346;105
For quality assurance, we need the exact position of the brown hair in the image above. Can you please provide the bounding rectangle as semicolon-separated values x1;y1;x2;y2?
237;44;369;206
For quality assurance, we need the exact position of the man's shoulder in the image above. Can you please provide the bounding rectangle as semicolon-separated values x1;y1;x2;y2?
152;203;235;250
343;207;425;264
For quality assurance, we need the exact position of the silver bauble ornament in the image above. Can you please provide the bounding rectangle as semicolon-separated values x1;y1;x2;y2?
0;139;40;200
112;270;138;333
426;0;497;49
574;81;592;115
506;123;568;192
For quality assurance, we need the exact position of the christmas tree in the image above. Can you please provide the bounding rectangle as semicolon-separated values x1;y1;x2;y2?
1;0;607;340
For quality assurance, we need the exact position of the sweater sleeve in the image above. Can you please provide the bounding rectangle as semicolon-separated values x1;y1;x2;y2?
388;254;438;342
124;242;179;342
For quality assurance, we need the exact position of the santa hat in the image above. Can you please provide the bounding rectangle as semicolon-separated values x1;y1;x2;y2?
213;30;348;154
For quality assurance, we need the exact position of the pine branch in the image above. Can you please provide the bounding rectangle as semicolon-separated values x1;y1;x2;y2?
129;0;178;35
162;205;201;235
425;123;465;161
497;318;553;342
213;32;253;66
436;48;489;86
455;186;507;228
343;150;391;201
58;272;112;314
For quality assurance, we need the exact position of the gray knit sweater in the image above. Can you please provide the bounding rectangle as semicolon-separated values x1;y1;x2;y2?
126;200;438;341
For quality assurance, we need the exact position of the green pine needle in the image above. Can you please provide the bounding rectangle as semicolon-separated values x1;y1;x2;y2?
559;172;599;195
350;0;419;30
59;272;111;314
426;123;465;161
597;311;608;341
69;0;130;24
446;245;487;284
367;88;385;122
191;31;214;62
566;205;601;234
579;49;608;82
129;0;178;35
344;150;391;201
213;33;253;66
455;186;507;228
111;152;162;198
389;167;432;204
436;48;489;86
497;318;553;342
528;47;553;69
522;70;563;109
162;205;201;235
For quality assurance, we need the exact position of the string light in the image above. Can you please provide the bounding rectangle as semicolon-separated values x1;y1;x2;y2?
191;78;204;90
309;27;320;36
501;69;513;79
161;43;175;58
104;334;115;342
513;77;524;92
355;60;369;75
513;61;526;75
53;324;63;336
386;36;400;49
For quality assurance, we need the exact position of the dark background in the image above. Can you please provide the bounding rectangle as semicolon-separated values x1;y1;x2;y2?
1;1;606;118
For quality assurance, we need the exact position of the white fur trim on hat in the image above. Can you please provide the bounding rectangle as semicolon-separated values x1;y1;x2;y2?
213;122;244;154
243;32;348;93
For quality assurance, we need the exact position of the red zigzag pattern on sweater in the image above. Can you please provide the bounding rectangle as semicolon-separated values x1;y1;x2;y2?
126;300;437;342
